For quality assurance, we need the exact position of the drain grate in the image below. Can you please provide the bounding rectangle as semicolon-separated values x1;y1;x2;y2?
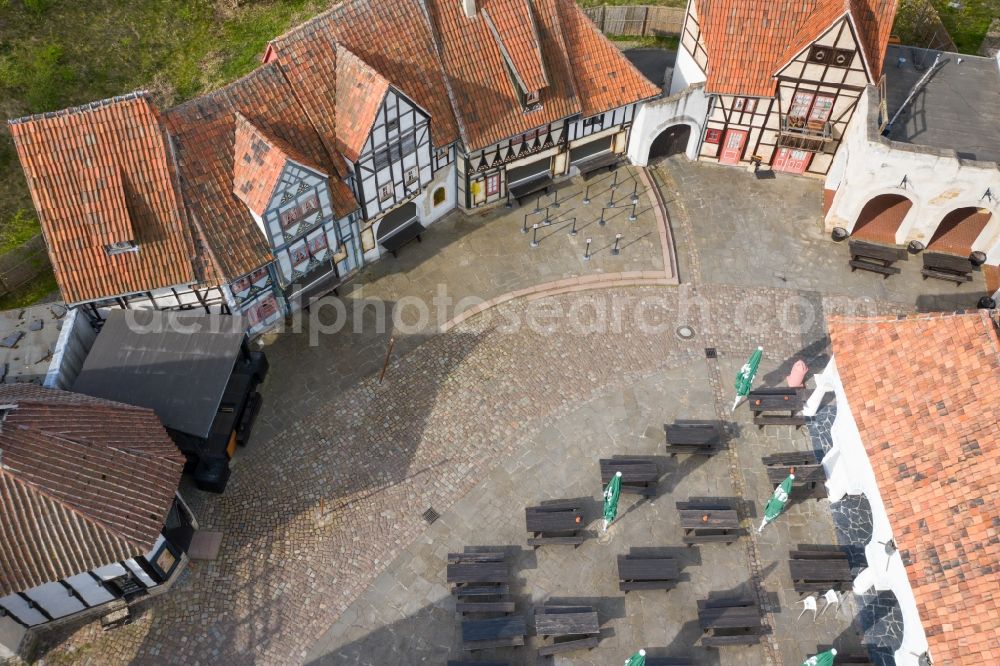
422;507;440;524
704;348;717;359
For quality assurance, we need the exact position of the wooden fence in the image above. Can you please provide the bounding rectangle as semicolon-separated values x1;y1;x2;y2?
582;5;685;37
0;234;51;296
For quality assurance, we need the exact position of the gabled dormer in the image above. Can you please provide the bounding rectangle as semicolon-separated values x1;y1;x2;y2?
481;0;548;109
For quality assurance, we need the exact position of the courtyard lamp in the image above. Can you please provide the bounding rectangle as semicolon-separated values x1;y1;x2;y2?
602;471;622;532
802;648;837;666
758;471;795;533
733;346;763;411
624;649;646;666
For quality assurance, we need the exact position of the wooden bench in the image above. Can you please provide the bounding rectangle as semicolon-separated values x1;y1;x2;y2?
618;548;679;592
534;605;600;655
379;220;423;258
509;174;553;206
789;545;854;593
600;457;658;496
448;662;508;666
761;452;826;499
697;596;765;648
748;387;806;429
664;420;723;457
448;552;509;598
525;499;585;548
461;616;527;651
646;659;694;666
455;600;516;615
922;251;975;284
452;584;509;597
576;152;620;179
677;498;741;545
848;240;905;278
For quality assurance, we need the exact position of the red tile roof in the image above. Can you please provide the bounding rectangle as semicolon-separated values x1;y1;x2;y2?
335;46;391;163
694;0;897;96
268;0;660;152
482;0;549;93
0;384;184;596
8;94;198;305
162;64;358;280
828;311;1000;664
233;113;329;216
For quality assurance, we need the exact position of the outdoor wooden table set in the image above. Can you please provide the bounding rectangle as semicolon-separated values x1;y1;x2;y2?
922;251;977;284
600;456;658;497
848;239;906;277
747;387;807;428
524;499;586;548
697;596;767;647
676;497;742;545
664;420;723;457
617;547;679;592
761;451;827;500
447;551;526;651
534;604;600;656
789;544;856;594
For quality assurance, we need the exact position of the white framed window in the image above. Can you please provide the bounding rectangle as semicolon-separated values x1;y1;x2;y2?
378;183;393;202
104;241;138;256
404;166;419;185
524;90;539;106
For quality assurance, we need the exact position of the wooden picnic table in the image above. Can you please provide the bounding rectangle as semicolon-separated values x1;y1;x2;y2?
748;387;806;428
510;174;553;206
379;220;423;258
447;561;508;585
922;251;975;284
677;498;741;545
525;499;585;548
697;596;765;647
789;545;854;593
761;451;826;499
665;420;723;456
600;457;658;496
646;659;694;666
448;662;508;666
534;605;600;655
577;152;619;179
461;615;527;651
848;239;905;277
617;549;679;592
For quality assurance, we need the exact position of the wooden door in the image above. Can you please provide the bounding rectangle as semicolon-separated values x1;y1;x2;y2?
773;147;812;174
719;129;748;165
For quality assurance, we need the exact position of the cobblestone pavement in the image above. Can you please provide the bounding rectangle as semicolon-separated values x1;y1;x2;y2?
255;165;666;443
658;157;990;310
25;157;924;666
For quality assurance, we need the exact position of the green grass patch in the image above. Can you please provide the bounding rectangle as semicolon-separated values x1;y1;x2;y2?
0;209;41;254
931;0;1000;53
0;268;58;310
607;33;680;50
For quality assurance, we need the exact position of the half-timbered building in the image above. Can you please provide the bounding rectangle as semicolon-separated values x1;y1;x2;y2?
9;0;661;334
667;0;897;176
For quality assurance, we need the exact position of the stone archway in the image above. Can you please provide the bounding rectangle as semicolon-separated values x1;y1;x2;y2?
648;124;692;162
927;206;993;255
851;194;913;244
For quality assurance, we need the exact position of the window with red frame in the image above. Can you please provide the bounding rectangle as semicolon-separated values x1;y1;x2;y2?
486;173;500;196
705;128;723;144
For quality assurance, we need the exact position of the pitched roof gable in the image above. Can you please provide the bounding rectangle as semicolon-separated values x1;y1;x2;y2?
334;46;391;162
8;94;198;305
694;0;897;96
828;311;1000;664
0;384;184;595
482;0;549;93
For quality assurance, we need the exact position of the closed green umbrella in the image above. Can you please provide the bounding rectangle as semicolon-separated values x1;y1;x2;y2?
734;346;763;411
624;649;646;666
758;472;795;532
803;648;837;666
603;471;623;531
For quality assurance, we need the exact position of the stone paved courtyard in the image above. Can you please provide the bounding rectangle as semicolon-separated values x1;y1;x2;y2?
21;157;945;666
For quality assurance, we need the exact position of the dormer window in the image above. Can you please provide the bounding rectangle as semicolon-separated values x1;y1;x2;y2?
523;90;540;108
104;241;138;256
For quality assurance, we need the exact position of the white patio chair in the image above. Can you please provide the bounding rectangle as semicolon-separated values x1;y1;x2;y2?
796;594;817;621
818;589;840;617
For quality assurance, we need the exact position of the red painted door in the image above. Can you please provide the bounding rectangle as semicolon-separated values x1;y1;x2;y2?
719;129;748;165
773;147;812;174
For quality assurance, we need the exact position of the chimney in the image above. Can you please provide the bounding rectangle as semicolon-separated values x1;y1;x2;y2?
462;0;477;17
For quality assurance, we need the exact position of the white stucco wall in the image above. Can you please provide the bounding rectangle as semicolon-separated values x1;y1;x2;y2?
826;86;1000;261
628;83;709;166
805;359;931;665
669;40;707;95
414;162;457;226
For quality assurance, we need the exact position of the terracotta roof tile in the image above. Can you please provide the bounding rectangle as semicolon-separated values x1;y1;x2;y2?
0;384;184;596
335;46;391;162
8;94;198;305
829;311;1000;664
482;0;549;92
695;0;897;96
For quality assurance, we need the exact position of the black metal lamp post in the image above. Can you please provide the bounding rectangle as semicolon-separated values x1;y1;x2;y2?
530;223;540;248
611;233;622;256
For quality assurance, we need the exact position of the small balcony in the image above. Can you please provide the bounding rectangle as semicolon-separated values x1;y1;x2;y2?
778;117;833;152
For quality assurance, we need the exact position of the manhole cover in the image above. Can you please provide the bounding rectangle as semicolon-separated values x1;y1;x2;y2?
422;507;440;524
705;348;717;359
675;325;695;340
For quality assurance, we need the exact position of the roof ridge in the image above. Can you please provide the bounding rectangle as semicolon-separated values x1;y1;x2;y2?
8;90;152;126
418;0;472;147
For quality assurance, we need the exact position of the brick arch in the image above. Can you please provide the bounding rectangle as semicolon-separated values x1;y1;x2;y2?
927;207;993;256
851;194;914;244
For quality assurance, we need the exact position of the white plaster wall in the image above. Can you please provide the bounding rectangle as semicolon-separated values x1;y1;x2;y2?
628;84;709;166
670;44;706;95
414;163;457;226
826;87;1000;260
807;358;931;665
